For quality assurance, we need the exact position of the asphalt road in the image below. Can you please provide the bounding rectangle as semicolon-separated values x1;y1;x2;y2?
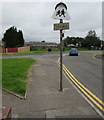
63;51;102;100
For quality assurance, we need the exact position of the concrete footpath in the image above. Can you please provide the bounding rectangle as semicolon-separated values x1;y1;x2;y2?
2;57;100;119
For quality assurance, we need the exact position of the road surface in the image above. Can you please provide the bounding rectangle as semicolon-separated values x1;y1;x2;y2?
2;51;103;118
62;51;103;115
63;52;102;99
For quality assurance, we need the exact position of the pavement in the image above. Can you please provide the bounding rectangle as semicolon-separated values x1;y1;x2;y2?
2;52;102;119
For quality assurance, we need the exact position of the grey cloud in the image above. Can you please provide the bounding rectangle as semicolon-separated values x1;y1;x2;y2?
1;2;102;43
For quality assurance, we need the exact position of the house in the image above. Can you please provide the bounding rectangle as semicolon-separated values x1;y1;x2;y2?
24;41;58;47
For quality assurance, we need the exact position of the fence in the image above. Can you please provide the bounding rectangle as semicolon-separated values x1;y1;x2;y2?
18;46;30;53
0;46;30;53
0;49;6;53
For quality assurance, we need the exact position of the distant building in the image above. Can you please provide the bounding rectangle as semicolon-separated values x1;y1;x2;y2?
24;41;58;47
68;44;75;47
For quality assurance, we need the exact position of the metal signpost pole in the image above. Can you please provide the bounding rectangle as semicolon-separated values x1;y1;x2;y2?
52;2;70;92
59;19;63;91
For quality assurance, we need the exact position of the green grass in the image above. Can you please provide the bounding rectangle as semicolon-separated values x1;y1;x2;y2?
1;50;48;55
64;48;103;51
77;48;103;51
2;58;35;96
1;48;103;56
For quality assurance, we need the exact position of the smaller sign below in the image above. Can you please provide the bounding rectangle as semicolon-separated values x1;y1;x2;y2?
54;23;69;30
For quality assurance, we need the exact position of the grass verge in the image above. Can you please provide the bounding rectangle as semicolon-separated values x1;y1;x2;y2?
2;58;35;96
1;50;48;55
1;49;103;56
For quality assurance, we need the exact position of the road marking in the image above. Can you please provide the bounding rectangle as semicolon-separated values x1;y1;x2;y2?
62;64;104;106
57;60;104;106
62;68;103;118
56;61;104;112
63;67;104;111
92;54;102;62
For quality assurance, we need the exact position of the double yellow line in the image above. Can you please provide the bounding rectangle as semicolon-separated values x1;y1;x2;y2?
57;61;104;112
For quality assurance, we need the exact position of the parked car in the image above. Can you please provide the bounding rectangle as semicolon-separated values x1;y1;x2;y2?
69;48;78;56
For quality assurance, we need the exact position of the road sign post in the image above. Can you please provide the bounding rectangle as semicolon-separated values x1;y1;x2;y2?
52;2;70;91
60;19;63;91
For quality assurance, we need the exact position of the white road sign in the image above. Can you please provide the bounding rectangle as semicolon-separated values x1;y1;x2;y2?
52;3;70;20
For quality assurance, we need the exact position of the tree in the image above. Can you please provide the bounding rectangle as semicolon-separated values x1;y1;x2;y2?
2;26;24;48
64;36;71;47
63;36;84;47
82;30;101;49
16;30;24;47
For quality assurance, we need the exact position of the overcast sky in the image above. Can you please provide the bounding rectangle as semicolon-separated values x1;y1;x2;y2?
0;1;102;43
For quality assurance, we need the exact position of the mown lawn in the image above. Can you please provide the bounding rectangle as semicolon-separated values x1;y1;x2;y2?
2;58;35;96
1;50;48;55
